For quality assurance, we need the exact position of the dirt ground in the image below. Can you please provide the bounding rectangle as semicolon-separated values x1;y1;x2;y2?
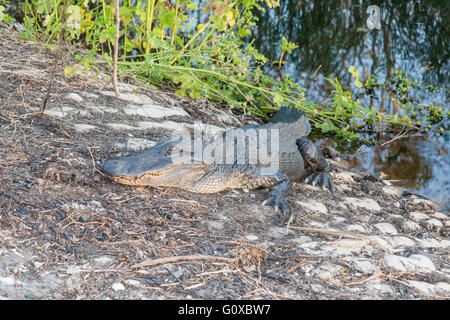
0;26;449;300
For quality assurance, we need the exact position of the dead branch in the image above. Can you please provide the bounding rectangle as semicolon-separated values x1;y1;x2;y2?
131;255;235;269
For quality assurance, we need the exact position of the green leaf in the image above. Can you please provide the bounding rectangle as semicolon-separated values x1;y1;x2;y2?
316;119;338;133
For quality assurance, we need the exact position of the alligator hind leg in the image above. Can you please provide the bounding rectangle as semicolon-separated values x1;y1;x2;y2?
296;138;334;194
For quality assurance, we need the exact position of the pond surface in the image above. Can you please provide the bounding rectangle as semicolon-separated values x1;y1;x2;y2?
249;0;449;212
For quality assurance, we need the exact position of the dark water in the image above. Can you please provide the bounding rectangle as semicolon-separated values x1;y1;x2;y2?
250;0;449;211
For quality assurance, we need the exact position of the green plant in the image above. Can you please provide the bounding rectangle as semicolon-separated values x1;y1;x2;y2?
15;0;446;144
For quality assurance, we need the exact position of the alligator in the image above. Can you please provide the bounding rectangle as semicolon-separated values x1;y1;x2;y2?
103;107;334;213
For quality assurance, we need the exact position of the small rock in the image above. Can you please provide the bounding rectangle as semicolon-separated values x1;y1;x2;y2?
0;277;15;286
106;123;140;131
137;121;191;133
312;264;343;280
116;138;156;152
112;282;125;291
429;212;448;220
407;280;437;295
124;279;141;287
205;220;224;230
417;238;442;248
92;256;113;267
325;239;367;256
332;172;355;183
366;282;394;295
74;123;98;133
345;224;367;233
381;186;402;197
368;236;394;252
343;197;381;211
87;105;119;114
81;92;99;98
245;234;258;241
331;216;347;224
268;226;291;238
352;258;375;274
412;198;439;210
401;220;421;232
408;254;436;271
435;282;450;295
384;254;435;273
123;104;189;118
66;93;84;103
336;184;352;192
424;218;443;229
408;211;429;221
373;223;398;235
46;106;89;118
101;91;156;105
390;236;416;248
296;199;328;214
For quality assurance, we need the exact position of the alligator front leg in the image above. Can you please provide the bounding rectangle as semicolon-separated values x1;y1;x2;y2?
189;164;292;213
262;175;291;213
296;138;334;194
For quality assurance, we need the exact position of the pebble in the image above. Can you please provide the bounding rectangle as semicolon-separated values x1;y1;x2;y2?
123;104;189;118
412;198;439;209
101;91;156;105
406;280;437;295
435;282;450;294
116;138;156;151
373;223;398;235
112;282;126;291
381;186;402;197
320;243;365;257
408;211;429;221
87;105;119;114
351;258;375;274
92;256;113;267
67;93;84;103
46;106;89;118
390;236;416;248
401;220;421;232
0;277;15;286
73;123;98;133
106;123;140;131
205;220;224;230
245;234;258;241
343;197;381;211
366;282;394;295
296;199;328;214
312;264;343;280
424;218;443;229
137;121;191;133
345;224;367;233
332;172;355;183
383;254;435;273
124;279;141;287
429;212;448;220
368;236;394;252
417;238;442;248
268;227;291;238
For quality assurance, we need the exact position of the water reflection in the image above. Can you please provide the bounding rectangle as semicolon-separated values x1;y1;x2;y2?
251;0;449;211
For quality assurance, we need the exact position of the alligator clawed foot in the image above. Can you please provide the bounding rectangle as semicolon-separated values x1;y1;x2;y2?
262;194;291;213
305;172;335;195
